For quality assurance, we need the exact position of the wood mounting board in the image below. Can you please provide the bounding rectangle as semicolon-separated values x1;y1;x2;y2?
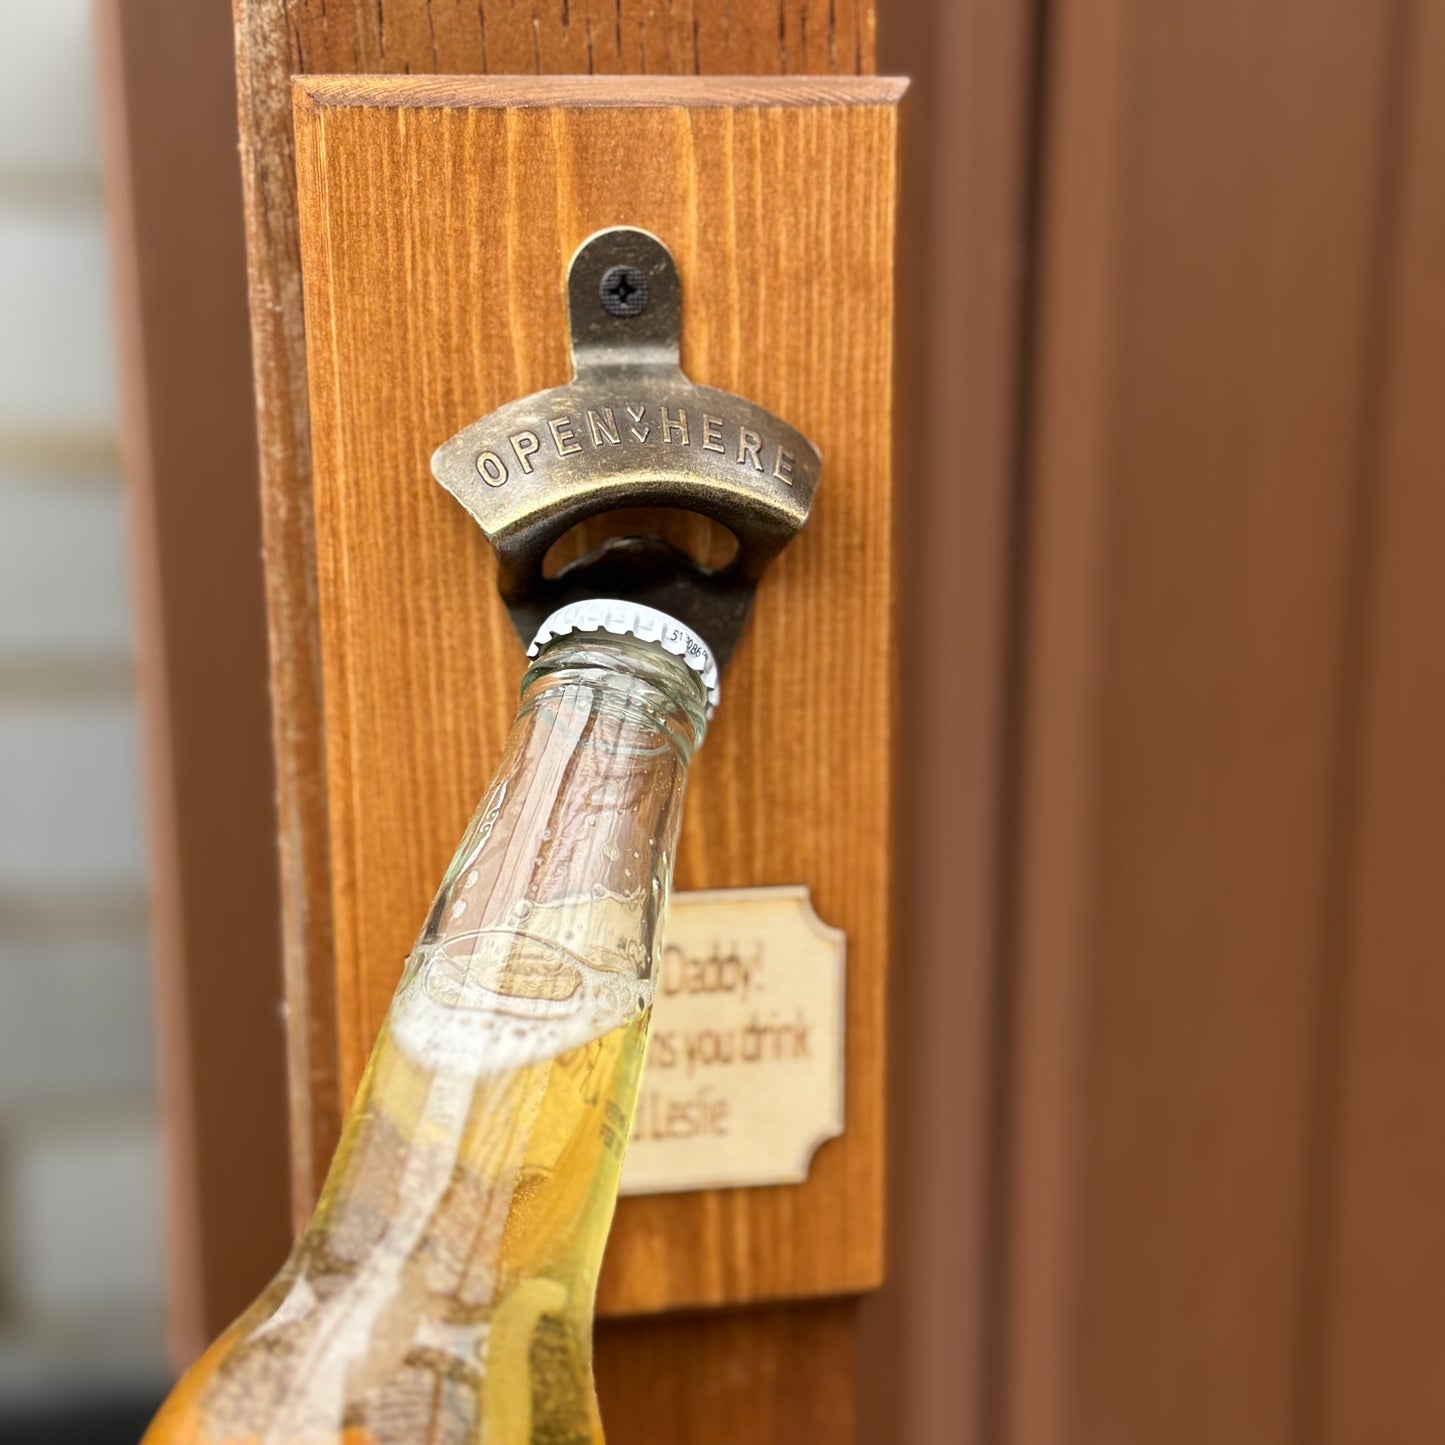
292;74;902;1316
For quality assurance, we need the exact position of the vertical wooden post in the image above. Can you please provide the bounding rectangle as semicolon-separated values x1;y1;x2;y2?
229;11;892;1436
233;0;877;1229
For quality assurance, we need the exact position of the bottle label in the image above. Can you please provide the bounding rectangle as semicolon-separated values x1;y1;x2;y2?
390;926;648;1078
619;886;846;1196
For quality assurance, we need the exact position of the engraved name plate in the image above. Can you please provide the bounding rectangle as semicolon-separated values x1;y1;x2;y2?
619;886;846;1196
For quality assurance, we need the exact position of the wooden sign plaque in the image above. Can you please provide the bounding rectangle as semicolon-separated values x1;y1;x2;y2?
622;886;847;1197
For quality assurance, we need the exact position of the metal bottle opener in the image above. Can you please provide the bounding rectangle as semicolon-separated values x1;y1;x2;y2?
431;228;822;665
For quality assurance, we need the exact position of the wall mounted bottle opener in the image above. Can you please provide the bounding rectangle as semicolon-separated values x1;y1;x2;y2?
430;227;822;665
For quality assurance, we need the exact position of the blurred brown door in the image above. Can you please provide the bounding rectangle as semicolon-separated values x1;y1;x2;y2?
986;3;1445;1444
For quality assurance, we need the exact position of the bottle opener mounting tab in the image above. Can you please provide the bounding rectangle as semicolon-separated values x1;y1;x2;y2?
431;227;822;665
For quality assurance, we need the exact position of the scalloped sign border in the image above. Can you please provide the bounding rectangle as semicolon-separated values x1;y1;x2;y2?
619;886;846;1196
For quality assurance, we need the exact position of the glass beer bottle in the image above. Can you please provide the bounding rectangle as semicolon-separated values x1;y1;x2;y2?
143;600;716;1445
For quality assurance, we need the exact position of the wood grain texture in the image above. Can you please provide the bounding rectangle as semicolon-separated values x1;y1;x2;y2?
235;0;344;1208
231;6;885;1437
276;0;873;77
234;0;877;1225
596;1299;858;1441
999;2;1406;1443
292;75;900;1316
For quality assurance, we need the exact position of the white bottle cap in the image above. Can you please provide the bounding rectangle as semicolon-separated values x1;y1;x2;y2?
527;599;721;713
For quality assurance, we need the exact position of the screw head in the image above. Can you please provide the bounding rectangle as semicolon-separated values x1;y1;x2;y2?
599;264;649;319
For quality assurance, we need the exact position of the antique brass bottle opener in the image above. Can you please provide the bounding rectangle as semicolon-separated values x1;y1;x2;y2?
431;228;821;664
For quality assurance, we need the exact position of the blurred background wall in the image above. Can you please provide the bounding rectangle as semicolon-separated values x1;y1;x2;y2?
0;0;167;1425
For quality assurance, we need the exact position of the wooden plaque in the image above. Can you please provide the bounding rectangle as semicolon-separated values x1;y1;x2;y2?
621;886;847;1197
293;75;901;1315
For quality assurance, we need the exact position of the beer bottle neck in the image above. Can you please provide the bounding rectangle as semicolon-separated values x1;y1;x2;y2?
519;632;710;761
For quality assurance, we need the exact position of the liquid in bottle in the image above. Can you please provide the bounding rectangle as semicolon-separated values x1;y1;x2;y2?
143;606;714;1445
